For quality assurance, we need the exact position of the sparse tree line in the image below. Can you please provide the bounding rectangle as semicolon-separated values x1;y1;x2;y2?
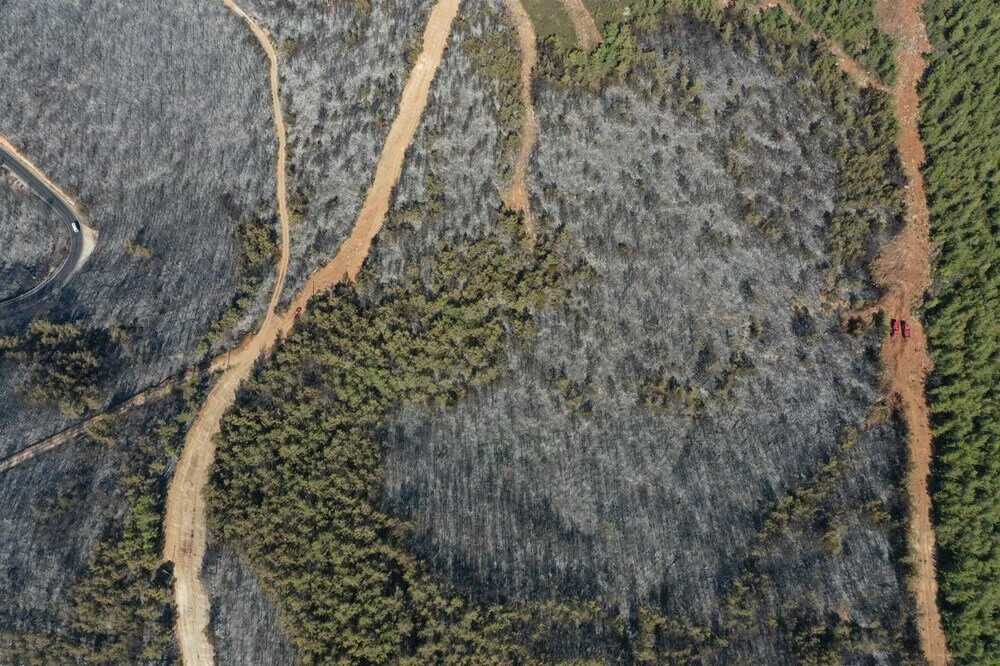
199;200;280;354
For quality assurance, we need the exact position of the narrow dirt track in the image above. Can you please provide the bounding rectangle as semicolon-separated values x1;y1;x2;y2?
873;0;948;662
502;0;539;240
559;0;602;50
0;379;176;474
163;0;462;663
765;0;889;91
162;1;291;663
769;0;947;661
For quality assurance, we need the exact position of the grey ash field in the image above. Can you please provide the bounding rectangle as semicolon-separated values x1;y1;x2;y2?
0;175;67;302
1;0;921;663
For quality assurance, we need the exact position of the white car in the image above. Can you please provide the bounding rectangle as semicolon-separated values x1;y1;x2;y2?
71;221;80;233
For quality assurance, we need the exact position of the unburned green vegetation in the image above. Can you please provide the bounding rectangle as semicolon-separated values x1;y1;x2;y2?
522;0;577;43
785;0;897;85
0;320;119;416
204;0;917;660
920;0;1000;661
208;214;596;661
199;201;279;353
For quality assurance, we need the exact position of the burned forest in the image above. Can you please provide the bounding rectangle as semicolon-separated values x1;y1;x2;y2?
2;0;988;663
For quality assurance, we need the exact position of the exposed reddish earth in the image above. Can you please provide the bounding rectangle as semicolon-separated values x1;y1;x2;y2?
163;0;462;662
766;0;947;661
503;0;540;241
1;2;949;663
873;0;948;662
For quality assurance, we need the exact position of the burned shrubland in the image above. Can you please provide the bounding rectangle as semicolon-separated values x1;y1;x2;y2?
207;1;916;662
0;0;276;449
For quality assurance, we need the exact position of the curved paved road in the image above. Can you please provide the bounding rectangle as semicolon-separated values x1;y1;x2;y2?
0;142;86;310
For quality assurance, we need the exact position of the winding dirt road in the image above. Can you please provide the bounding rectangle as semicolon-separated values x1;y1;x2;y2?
3;1;944;663
502;0;539;240
163;0;461;662
767;0;946;661
559;0;602;50
873;0;948;662
162;1;290;663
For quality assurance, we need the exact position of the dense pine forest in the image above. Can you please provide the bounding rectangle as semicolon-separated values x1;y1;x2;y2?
920;0;1000;661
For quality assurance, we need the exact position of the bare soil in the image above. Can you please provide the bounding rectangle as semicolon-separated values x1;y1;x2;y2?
873;0;948;662
559;0;602;50
503;0;540;240
763;1;945;660
162;1;290;662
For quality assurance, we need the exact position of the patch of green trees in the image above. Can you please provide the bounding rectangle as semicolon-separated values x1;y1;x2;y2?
199;202;280;353
209;211;908;661
785;0;897;85
919;1;1000;662
204;0;915;661
0;320;118;416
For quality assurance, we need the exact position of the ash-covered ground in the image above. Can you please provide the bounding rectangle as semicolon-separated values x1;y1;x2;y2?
0;174;68;301
0;0;274;453
235;0;432;300
378;11;912;662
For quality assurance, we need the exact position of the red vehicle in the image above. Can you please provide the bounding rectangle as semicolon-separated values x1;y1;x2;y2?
890;319;900;338
294;306;303;317
901;320;912;339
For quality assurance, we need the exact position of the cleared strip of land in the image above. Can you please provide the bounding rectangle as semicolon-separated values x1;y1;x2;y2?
872;0;947;661
0;378;177;473
503;0;539;240
559;0;602;49
766;1;946;661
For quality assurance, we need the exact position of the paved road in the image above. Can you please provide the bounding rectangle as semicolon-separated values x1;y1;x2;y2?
0;145;84;310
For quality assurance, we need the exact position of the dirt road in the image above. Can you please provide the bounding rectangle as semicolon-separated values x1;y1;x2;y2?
502;0;539;240
559;0;602;50
764;1;946;660
162;1;290;663
765;1;889;91
873;0;948;662
162;0;461;663
0;378;177;473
